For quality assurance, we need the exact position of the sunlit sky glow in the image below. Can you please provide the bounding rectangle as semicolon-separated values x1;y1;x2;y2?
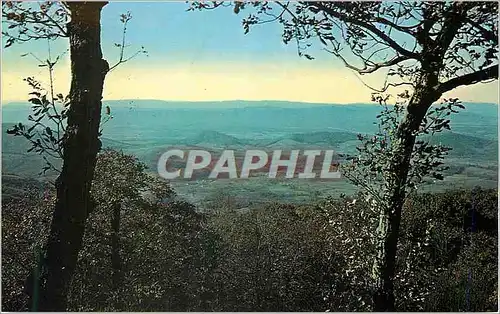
2;2;498;104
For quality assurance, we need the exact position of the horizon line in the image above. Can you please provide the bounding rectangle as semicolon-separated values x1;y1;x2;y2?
2;99;498;107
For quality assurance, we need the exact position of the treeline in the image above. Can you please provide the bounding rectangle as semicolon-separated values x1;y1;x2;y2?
2;151;497;311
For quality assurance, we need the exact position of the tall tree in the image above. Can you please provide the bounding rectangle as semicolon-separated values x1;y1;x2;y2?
4;1;146;309
189;1;498;311
4;1;145;308
41;2;109;310
91;149;175;290
3;1;109;310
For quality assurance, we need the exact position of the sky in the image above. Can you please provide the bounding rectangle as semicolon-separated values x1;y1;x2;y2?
1;1;498;104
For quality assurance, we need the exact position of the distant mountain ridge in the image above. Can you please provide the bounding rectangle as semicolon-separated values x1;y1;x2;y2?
2;100;497;180
3;99;498;109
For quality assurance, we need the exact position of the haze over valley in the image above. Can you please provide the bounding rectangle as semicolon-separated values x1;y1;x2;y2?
3;100;497;207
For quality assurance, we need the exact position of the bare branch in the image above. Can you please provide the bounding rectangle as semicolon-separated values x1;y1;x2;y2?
372;16;421;35
358;56;411;75
109;12;147;72
349;70;414;93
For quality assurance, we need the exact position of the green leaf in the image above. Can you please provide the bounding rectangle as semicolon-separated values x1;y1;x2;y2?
29;98;42;105
6;128;17;135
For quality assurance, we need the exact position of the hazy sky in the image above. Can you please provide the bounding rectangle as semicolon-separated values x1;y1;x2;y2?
2;2;498;104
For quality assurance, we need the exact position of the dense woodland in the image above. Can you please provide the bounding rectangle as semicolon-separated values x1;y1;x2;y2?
2;151;498;311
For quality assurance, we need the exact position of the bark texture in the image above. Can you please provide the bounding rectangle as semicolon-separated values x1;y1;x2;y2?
372;72;441;311
34;2;109;311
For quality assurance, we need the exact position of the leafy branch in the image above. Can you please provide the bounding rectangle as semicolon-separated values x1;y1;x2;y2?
2;1;69;48
5;10;146;176
342;94;465;206
108;11;148;72
6;42;112;176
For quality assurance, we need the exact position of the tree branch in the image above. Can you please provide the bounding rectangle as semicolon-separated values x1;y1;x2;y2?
38;2;68;37
358;55;410;75
464;17;498;45
372;16;421;35
433;4;468;57
437;65;498;94
311;2;420;60
108;12;146;72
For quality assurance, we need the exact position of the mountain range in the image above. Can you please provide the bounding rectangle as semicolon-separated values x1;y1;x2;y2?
2;100;498;204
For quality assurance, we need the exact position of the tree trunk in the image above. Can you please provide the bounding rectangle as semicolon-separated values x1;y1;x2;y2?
111;202;122;289
34;2;109;311
372;80;441;311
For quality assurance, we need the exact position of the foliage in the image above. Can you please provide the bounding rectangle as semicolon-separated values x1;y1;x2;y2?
1;183;54;311
2;1;69;47
2;2;147;63
5;56;111;176
4;10;146;176
189;4;497;309
4;3;147;175
202;202;340;311
3;2;149;310
2;178;497;311
91;149;174;208
1;149;175;310
342;96;466;206
396;188;498;311
313;196;376;311
67;200;204;311
6;51;70;174
189;2;498;92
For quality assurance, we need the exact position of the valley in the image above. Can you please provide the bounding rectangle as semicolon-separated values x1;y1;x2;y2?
2;100;498;207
